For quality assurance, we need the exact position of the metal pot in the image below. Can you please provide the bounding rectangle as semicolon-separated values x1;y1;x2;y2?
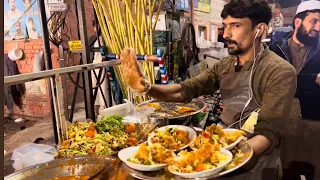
4;156;119;180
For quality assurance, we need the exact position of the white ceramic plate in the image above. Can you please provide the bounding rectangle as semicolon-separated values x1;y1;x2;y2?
222;128;246;150
219;141;253;176
148;125;197;152
118;146;167;172
168;149;233;179
190;128;245;151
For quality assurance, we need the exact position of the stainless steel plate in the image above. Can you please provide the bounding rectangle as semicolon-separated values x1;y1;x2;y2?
4;156;119;180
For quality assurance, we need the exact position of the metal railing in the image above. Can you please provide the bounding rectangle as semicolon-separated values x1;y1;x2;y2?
4;61;120;143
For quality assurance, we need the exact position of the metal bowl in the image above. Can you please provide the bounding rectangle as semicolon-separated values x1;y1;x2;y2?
4;156;119;180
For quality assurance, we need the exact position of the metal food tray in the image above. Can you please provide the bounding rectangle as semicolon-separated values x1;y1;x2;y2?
136;98;207;120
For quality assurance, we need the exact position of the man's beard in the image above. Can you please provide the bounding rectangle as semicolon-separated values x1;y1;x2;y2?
296;24;319;47
225;39;244;55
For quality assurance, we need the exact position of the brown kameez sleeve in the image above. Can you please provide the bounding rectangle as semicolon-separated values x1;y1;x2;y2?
252;64;297;155
180;61;221;102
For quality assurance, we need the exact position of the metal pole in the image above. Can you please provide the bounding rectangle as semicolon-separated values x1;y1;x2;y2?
76;0;95;120
58;46;69;122
38;0;59;144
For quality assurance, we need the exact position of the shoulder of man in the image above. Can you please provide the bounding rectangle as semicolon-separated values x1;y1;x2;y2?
263;48;295;73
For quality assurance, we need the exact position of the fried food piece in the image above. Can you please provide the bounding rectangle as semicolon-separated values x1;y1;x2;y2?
127;137;138;146
125;123;136;134
175;106;196;114
135;143;149;162
147;102;162;110
176;130;189;144
120;48;150;93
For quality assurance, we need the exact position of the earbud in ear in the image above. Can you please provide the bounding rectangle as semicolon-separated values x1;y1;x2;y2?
255;28;261;39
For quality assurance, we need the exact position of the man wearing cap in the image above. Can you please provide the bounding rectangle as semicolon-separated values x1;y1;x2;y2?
270;0;320;121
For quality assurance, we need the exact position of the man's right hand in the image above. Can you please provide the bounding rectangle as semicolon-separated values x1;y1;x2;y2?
120;48;150;94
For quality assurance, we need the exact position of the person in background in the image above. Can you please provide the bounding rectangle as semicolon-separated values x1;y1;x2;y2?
27;17;40;39
7;0;22;18
12;21;25;40
270;0;320;121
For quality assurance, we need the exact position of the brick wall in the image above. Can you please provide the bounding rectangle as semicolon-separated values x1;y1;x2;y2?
4;40;59;117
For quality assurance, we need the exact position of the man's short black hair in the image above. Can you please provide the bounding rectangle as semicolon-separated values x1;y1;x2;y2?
293;9;320;29
221;0;272;29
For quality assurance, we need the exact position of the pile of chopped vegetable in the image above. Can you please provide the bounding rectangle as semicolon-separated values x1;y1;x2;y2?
96;115;125;133
58;116;137;158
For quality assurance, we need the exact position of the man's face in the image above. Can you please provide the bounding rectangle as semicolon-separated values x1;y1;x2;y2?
28;21;34;29
15;22;21;32
9;0;16;10
296;12;320;47
222;16;256;55
24;0;31;7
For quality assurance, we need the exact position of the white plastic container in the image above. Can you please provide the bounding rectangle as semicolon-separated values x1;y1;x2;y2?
99;103;130;117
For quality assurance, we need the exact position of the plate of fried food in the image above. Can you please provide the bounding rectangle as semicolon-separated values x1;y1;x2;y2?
190;124;246;151
120;141;254;180
136;99;206;119
148;125;197;152
118;143;175;171
168;143;233;179
219;141;253;176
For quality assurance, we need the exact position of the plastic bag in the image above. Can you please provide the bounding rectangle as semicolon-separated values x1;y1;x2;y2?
123;99;138;117
123;99;154;123
11;143;57;171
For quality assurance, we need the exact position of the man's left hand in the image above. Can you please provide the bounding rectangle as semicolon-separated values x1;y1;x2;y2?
316;73;320;86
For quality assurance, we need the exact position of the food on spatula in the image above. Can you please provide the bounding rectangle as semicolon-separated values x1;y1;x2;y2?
147;102;162;110
120;48;150;93
128;143;174;165
175;106;197;114
193;124;245;149
168;143;229;173
150;127;190;150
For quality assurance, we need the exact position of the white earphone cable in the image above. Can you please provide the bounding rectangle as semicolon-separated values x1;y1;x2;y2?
239;29;261;128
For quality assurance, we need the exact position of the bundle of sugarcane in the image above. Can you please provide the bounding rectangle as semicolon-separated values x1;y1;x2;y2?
92;0;164;104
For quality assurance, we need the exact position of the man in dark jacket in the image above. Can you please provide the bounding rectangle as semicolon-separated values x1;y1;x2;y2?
270;0;320;121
